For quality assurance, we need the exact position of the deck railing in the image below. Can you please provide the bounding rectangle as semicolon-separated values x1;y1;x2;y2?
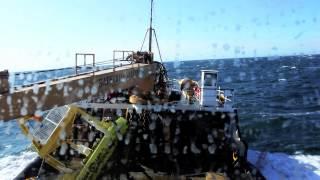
112;50;135;70
75;53;95;75
74;51;137;75
12;51;139;88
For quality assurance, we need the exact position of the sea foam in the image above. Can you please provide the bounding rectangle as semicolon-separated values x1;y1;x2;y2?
248;150;320;179
0;151;37;180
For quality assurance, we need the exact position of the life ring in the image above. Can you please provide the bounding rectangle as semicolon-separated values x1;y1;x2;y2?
179;79;199;101
179;79;198;91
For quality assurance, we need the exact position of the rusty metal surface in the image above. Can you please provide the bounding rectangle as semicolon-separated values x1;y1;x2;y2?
0;63;159;121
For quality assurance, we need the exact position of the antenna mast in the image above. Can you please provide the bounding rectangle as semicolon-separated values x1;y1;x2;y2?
141;0;162;62
148;0;153;52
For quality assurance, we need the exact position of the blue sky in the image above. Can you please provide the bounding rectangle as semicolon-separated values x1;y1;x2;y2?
0;0;319;71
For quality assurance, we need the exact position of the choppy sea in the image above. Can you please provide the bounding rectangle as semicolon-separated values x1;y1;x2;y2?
1;55;320;179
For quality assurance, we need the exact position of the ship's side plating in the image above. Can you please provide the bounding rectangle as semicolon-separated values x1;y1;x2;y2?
0;63;160;121
15;107;260;179
109;109;250;176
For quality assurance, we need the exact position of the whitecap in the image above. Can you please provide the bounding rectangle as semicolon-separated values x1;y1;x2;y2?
248;150;320;179
278;78;287;82
0;151;37;180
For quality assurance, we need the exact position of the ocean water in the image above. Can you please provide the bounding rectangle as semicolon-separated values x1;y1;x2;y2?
0;55;320;179
166;55;320;155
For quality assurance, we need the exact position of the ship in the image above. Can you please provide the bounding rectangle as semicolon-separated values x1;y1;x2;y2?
0;1;264;179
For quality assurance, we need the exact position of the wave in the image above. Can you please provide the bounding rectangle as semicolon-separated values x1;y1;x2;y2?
0;151;37;180
280;66;297;69
255;111;320;117
248;150;320;179
278;78;287;82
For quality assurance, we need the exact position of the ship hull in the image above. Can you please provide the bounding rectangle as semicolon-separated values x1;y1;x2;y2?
15;108;264;179
0;63;159;121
